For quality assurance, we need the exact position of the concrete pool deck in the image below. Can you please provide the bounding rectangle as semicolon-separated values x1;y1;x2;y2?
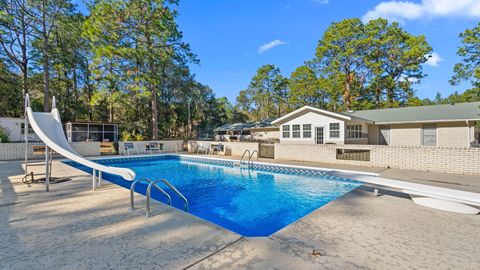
1;158;479;269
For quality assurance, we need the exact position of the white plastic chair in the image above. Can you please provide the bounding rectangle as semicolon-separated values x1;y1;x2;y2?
124;142;139;155
197;143;211;155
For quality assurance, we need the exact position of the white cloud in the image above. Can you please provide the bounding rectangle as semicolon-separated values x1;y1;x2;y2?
310;0;329;4
362;0;480;23
425;52;443;67
257;40;286;54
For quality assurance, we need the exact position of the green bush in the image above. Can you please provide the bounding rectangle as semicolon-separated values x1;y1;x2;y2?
0;126;11;143
121;131;132;141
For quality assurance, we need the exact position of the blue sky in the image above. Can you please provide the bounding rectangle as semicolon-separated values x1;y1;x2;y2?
74;0;480;103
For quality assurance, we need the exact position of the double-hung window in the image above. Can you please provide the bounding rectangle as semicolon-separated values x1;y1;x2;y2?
292;124;301;138
346;124;362;139
422;124;436;146
282;125;290;138
329;123;340;138
303;124;311;138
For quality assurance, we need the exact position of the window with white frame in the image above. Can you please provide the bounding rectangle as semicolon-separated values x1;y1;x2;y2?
282;125;290;138
422;124;436;146
292;124;301;138
329;123;340;138
346;124;362;139
303;124;311;138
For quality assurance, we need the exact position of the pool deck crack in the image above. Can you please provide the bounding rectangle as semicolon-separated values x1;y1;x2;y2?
182;236;245;270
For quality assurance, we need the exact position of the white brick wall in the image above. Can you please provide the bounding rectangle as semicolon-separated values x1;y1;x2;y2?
275;143;480;175
0;142;101;161
188;141;259;157
118;140;184;155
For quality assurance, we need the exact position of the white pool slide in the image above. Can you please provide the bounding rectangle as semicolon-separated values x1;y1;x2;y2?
25;94;136;181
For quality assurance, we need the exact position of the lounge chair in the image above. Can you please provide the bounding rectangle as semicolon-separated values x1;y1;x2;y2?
146;142;162;154
124;142;139;155
210;143;223;155
197;143;211;155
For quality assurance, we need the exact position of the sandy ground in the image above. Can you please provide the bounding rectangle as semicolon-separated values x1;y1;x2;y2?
1;158;479;270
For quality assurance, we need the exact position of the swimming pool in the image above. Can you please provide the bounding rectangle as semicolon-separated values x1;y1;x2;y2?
64;155;362;237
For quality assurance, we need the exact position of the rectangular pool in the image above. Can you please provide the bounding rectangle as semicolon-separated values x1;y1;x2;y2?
64;155;361;237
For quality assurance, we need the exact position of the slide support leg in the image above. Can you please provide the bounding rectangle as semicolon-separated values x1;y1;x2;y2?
45;145;50;192
92;169;97;191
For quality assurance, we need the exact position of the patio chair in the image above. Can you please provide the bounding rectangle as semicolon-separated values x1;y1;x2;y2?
124;142;139;155
197;143;211;155
210;143;223;155
146;142;162;154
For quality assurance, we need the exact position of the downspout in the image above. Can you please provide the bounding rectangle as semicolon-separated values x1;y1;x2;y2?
466;120;471;147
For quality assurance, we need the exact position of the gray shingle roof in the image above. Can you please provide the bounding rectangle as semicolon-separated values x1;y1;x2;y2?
214;118;276;132
344;102;480;124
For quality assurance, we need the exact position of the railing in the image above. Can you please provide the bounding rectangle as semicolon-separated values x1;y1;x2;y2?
240;149;251;167
130;177;188;218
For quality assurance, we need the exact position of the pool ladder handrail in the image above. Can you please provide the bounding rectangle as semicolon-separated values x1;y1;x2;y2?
240;149;258;168
130;178;188;217
240;150;251;167
130;178;171;211
249;150;258;167
146;179;188;217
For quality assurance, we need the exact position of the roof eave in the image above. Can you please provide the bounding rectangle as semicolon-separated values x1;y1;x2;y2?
272;106;352;125
373;118;480;125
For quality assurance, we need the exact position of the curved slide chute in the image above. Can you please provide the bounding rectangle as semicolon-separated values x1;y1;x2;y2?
25;95;136;181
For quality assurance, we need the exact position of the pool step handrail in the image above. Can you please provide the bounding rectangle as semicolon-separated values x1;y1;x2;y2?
240;150;251;168
146;179;188;217
130;178;153;211
146;179;172;217
249;150;258;167
130;177;188;216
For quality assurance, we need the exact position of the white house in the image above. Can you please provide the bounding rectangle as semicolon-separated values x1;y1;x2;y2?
272;102;480;148
0;117;39;142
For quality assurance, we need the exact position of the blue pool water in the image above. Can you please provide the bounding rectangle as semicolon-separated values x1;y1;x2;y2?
64;155;361;237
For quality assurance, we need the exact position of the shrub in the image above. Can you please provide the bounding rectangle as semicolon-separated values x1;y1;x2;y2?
121;131;132;141
134;133;143;141
0;126;11;143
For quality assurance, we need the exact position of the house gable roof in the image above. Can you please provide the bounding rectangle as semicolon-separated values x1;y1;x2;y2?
271;106;356;125
345;102;480;124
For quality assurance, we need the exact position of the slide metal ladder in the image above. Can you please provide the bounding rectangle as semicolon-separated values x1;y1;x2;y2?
130;178;188;217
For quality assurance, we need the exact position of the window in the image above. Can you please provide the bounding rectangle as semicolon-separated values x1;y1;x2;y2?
20;123;34;134
346;124;363;139
282;125;290;138
422;124;436;146
292;124;301;138
303;124;311;138
329;123;340;138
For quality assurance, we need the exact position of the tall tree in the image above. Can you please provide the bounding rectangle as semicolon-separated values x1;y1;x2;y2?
364;18;432;108
451;22;480;95
245;64;287;120
0;0;34;95
313;18;368;111
84;0;196;139
28;0;74;111
289;65;325;108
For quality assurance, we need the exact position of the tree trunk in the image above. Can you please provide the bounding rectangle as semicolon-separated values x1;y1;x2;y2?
73;69;78;120
42;1;50;112
151;83;159;139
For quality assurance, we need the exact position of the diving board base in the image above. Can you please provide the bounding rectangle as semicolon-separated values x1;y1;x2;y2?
408;196;479;215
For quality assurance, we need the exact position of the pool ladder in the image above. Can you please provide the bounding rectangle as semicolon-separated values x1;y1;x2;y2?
240;149;258;168
130;178;188;217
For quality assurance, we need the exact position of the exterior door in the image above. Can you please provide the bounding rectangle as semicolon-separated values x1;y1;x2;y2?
315;127;324;144
379;125;390;145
